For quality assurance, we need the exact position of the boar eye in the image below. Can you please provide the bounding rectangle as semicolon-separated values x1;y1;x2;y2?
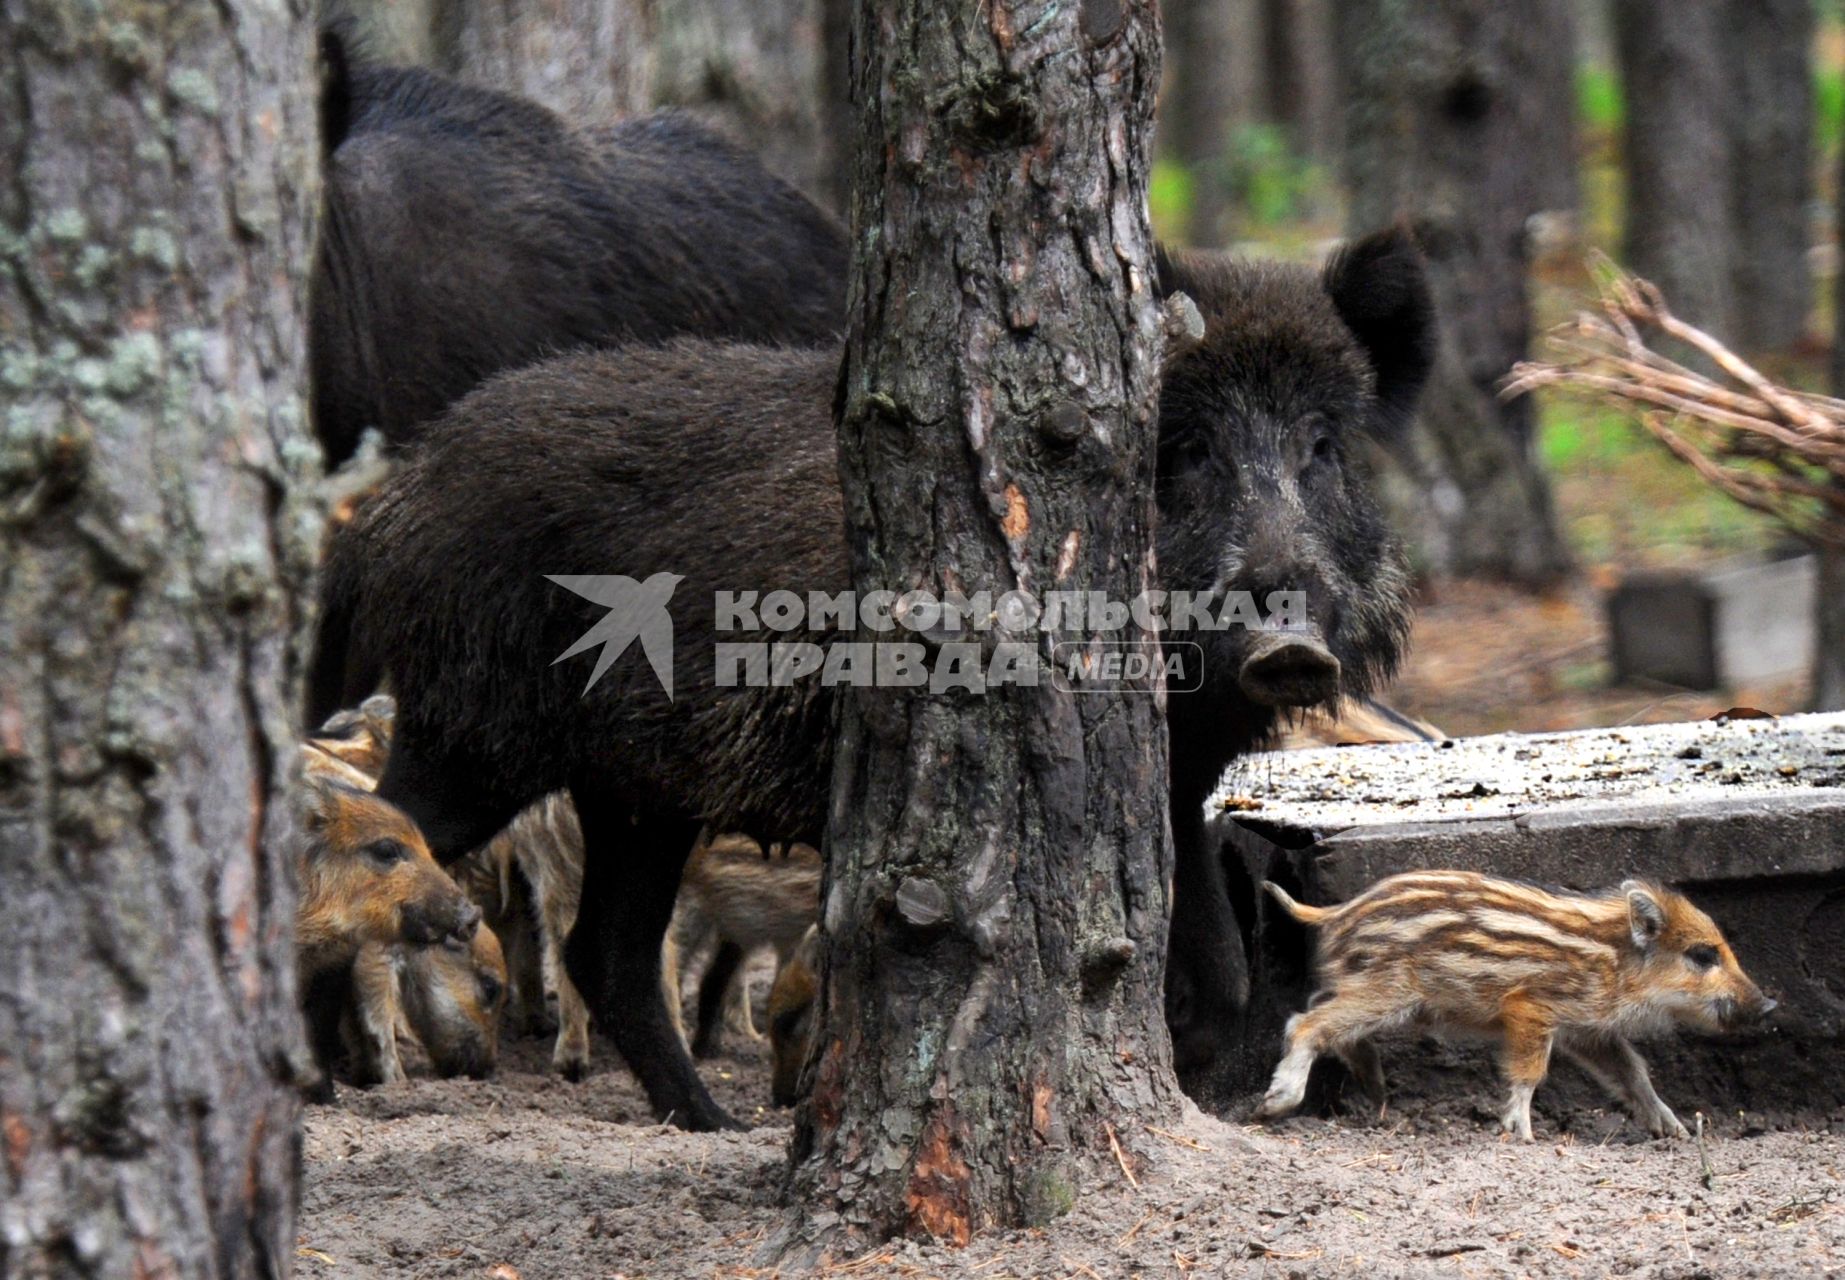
1685;944;1720;970
363;839;410;867
480;974;504;1004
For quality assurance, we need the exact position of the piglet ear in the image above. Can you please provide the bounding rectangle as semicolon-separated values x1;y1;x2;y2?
1622;880;1666;951
1322;226;1436;436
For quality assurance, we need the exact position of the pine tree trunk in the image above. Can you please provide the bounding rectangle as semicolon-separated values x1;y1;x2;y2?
1728;0;1813;351
817;0;856;214
1336;0;1575;583
432;0;656;121
1619;0;1812;353
0;4;321;1276
1160;0;1258;247
1615;0;1736;340
650;0;831;204
1261;0;1342;165
779;0;1176;1257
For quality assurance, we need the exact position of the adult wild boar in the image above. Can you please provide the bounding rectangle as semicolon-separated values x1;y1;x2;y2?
310;33;848;465
312;228;1435;1130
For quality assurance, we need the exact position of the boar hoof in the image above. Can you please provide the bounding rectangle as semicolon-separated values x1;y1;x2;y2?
557;1057;589;1083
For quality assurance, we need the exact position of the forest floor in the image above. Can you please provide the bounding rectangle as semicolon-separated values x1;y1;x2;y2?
299;1021;1845;1280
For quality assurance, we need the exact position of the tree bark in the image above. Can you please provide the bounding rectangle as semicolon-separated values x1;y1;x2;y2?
1336;0;1575;583
780;0;1176;1257
431;0;656;121
1727;0;1813;352
817;0;856;214
0;4;321;1277
1820;137;1845;713
1159;0;1258;246
1618;0;1812;352
649;0;831;205
1261;0;1342;165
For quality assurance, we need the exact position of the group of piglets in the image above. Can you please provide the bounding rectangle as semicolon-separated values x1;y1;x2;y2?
290;33;1775;1139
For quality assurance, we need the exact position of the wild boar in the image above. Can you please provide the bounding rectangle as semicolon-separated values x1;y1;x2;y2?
308;228;1434;1128
295;742;482;1095
1256;872;1777;1141
295;745;480;981
311;33;848;466
666;836;822;1058
344;926;509;1084
766;924;822;1108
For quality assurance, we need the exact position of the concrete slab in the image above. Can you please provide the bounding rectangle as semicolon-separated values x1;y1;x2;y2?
1608;555;1817;688
1195;712;1845;1115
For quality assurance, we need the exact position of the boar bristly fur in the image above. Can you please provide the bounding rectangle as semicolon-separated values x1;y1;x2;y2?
311;41;848;466
1257;872;1778;1141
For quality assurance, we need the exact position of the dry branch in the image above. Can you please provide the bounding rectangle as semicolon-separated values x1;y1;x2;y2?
1503;256;1845;547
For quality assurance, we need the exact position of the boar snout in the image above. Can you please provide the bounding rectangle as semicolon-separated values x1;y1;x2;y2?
1238;628;1342;708
402;894;480;947
1716;987;1778;1030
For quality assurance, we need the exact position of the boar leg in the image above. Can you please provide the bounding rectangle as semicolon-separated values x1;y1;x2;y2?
1334;1039;1388;1117
563;793;737;1132
692;942;746;1058
1256;1000;1393;1119
1497;1003;1555;1142
1558;1031;1687;1139
346;943;406;1086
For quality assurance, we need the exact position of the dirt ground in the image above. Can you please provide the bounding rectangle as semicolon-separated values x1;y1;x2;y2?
300;1011;1845;1280
1385;576;1812;741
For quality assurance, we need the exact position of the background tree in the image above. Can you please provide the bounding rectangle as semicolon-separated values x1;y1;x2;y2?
781;0;1177;1256
650;0;832;205
1260;0;1341;166
1160;0;1257;247
1335;0;1578;583
0;3;321;1274
1616;0;1814;352
430;0;657;121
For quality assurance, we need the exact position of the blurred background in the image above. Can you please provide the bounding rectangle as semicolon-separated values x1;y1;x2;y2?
338;0;1845;736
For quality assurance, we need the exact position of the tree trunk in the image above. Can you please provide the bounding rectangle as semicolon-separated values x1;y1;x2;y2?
817;0;856;214
1159;0;1259;247
1727;0;1813;351
1261;0;1342;165
1336;0;1575;583
334;0;441;66
1615;0;1736;340
650;0;831;205
780;0;1176;1257
431;0;656;121
0;4;320;1276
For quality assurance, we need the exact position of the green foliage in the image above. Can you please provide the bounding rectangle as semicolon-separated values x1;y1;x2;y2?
1538;398;1783;567
1227;123;1331;229
1576;64;1624;138
1149;160;1194;245
1816;63;1845;152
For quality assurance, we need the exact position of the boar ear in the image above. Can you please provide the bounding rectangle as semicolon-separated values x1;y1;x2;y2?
1622;880;1666;951
1322;226;1436;436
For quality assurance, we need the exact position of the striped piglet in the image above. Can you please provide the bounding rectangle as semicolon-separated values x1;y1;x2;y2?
1257;871;1776;1141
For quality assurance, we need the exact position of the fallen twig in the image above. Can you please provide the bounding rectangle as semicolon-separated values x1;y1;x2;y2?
1104;1121;1140;1189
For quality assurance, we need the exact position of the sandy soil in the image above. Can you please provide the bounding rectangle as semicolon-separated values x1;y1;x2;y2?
300;1022;1845;1280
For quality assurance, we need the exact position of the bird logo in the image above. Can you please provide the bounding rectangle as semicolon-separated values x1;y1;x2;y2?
546;573;683;699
